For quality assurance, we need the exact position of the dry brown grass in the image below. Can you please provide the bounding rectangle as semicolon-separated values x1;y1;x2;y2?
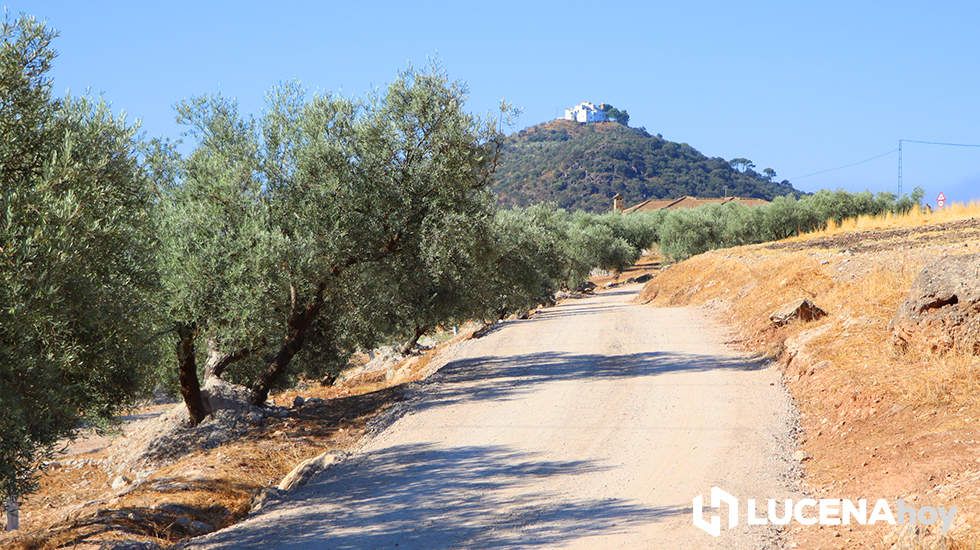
5;394;384;549
3;324;482;549
639;217;980;548
792;201;980;241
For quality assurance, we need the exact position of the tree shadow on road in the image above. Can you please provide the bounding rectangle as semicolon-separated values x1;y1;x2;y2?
195;442;686;549
410;351;769;414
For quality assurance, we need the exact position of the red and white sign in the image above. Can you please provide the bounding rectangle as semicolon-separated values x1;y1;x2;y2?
937;192;946;208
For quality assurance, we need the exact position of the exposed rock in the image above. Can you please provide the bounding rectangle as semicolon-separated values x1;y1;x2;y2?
808;360;832;375
627;273;653;284
792;450;810;462
147;479;191;492
337;346;402;384
110;475;130;490
201;377;254;413
769;298;827;326
250;487;285;513
781;323;834;377
890;253;980;355
104;381;272;477
174;516;214;535
292;396;305;408
276;452;338;492
576;280;597;293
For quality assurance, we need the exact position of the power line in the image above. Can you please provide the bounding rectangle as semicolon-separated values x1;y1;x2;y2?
786;139;980;196
787;148;898;181
900;138;980;148
898;138;980;195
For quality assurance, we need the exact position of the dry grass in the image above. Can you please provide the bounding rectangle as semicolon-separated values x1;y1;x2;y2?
793;201;980;240
639;216;980;548
3;324;481;549
5;393;384;549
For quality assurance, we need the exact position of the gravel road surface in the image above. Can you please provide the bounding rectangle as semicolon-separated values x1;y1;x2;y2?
188;285;799;549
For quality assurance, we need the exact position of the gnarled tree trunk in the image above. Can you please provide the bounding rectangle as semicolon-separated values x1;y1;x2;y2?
399;324;428;355
203;338;255;381
176;323;209;425
250;284;326;406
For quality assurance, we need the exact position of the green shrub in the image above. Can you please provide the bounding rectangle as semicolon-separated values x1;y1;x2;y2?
1;15;158;499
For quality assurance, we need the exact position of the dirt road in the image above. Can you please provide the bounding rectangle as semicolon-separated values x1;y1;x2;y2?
188;285;799;549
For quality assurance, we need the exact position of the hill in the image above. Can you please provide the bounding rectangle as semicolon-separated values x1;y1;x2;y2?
492;119;800;212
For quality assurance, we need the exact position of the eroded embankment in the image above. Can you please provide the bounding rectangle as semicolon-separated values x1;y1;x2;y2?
639;219;979;548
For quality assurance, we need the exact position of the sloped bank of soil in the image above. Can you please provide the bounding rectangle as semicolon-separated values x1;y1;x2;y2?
1;327;482;549
3;385;405;549
638;221;979;548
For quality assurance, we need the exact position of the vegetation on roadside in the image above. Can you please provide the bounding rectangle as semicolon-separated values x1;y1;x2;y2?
654;188;925;260
0;12;936;524
0;15;659;508
0;16;158;503
792;199;980;238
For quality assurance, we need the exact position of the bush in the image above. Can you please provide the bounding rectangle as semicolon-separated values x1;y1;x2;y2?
1;15;158;500
656;188;925;260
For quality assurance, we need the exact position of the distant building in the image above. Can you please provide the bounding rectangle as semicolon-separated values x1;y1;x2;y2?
563;101;609;123
616;195;770;214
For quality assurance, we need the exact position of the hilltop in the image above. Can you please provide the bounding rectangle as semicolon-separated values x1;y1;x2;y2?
493;119;800;212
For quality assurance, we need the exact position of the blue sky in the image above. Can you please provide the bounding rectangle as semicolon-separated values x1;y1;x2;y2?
7;0;980;203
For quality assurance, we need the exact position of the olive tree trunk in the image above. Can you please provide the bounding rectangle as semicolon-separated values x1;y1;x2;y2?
202;338;255;381
250;284;325;406
176;323;209;425
399;324;428;355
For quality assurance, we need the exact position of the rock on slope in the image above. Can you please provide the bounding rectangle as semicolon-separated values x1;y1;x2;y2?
890;253;980;355
106;379;280;479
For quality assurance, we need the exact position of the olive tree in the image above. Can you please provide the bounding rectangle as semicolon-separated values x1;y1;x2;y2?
151;96;282;424
476;206;571;318
244;70;504;403
0;16;157;510
384;207;498;353
160;67;505;407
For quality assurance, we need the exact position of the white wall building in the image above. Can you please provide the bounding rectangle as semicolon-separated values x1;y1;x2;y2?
562;101;609;123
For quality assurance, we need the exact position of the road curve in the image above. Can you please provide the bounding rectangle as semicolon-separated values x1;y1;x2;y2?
188;285;799;549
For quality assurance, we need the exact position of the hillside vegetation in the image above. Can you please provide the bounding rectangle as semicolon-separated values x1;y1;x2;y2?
653;188;924;260
492;119;799;212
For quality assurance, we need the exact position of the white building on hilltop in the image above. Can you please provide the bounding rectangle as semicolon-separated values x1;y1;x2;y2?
562;101;609;123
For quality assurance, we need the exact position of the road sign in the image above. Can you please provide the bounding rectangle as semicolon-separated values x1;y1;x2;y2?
937;192;946;208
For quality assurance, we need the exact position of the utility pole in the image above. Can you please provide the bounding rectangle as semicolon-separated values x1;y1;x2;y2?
897;139;903;197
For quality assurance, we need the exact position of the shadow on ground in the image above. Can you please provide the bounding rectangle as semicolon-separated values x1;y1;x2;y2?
411;350;768;413
195;442;687;549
